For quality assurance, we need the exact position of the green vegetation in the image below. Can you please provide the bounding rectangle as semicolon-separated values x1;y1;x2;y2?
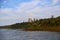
0;16;60;32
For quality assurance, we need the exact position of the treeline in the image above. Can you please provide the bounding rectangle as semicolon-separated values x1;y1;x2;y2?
0;16;60;31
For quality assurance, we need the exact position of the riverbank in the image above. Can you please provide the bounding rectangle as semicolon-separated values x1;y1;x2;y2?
23;27;60;32
2;28;60;32
0;16;60;32
0;27;60;32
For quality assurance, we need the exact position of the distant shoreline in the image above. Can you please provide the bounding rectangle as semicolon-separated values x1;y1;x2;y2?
23;29;60;32
0;28;60;32
0;16;60;32
23;27;60;32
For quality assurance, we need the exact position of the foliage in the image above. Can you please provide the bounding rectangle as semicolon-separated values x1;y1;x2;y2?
0;16;60;31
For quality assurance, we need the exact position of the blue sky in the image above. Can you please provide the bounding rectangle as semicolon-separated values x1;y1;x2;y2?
0;0;60;26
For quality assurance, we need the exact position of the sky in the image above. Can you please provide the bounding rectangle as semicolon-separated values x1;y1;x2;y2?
0;0;60;26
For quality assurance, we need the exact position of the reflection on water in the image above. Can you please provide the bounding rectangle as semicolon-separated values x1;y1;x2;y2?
0;29;60;40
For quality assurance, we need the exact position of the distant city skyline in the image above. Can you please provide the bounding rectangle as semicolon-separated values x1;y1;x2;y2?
0;0;60;26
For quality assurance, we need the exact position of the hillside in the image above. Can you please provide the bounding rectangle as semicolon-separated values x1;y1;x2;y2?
0;16;60;32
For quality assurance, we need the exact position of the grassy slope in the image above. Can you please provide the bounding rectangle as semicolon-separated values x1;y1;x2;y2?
0;16;60;32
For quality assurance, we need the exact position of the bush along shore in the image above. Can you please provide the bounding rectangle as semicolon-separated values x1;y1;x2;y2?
0;16;60;32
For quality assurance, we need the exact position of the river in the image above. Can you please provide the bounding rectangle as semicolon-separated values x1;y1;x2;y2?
0;29;60;40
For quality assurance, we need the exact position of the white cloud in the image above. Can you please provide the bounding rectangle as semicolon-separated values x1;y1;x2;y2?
52;0;59;4
16;0;39;12
16;0;60;19
16;0;40;19
0;8;13;14
0;8;21;20
0;8;22;26
0;0;60;25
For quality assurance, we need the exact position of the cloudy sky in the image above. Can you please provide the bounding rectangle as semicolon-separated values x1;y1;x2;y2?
0;0;60;26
